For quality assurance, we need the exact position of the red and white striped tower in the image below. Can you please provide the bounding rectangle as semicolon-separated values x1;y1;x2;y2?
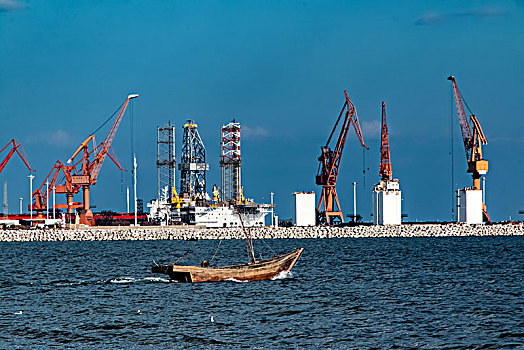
220;120;241;202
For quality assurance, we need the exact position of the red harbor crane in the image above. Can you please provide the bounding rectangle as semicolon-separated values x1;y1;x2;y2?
0;139;35;175
68;93;138;225
32;160;79;218
448;75;490;222
32;94;138;225
379;101;392;181
316;90;368;225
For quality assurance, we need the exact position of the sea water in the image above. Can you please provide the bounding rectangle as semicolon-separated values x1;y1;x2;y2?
0;237;522;348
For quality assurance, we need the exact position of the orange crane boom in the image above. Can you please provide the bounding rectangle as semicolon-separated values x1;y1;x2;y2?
0;139;35;175
379;101;392;181
316;90;368;225
448;75;490;222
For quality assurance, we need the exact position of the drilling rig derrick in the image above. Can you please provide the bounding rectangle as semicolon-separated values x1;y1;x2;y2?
178;120;209;202
220;120;241;203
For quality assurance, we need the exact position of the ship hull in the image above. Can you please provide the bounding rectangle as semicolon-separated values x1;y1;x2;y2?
152;248;303;283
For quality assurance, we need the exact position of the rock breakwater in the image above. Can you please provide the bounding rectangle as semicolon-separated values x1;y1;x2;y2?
0;223;523;242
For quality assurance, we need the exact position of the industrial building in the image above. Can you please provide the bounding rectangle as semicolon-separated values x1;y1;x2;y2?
293;192;316;226
456;188;483;224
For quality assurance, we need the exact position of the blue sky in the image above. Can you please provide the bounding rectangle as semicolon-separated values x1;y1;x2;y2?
0;0;523;222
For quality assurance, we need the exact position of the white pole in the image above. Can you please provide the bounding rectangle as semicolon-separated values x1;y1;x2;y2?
28;175;34;221
456;189;460;222
133;154;138;226
353;182;357;222
270;192;274;227
53;186;56;219
46;181;49;220
19;197;23;214
482;177;486;204
127;186;130;213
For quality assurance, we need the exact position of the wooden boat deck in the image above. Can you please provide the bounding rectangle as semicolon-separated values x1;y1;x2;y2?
152;248;303;283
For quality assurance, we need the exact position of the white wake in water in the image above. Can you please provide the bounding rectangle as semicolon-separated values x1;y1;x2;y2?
225;278;249;283
143;277;171;283
109;277;136;284
109;276;172;284
271;270;293;280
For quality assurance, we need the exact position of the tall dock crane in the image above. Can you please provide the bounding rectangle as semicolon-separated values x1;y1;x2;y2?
32;94;138;225
379;101;392;181
68;93;138;225
372;101;402;225
316;90;368;225
448;76;490;222
0;139;35;175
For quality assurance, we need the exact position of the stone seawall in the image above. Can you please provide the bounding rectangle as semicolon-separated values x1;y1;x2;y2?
0;223;523;242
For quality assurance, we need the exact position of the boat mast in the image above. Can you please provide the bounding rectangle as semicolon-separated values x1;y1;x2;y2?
235;205;256;263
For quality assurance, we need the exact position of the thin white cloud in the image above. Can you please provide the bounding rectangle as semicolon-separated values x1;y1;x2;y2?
27;129;75;148
0;0;25;12
361;120;381;139
242;125;270;138
489;135;524;143
47;129;75;147
415;7;506;25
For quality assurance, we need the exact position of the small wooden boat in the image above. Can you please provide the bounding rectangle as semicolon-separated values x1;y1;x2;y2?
152;248;303;283
152;206;304;283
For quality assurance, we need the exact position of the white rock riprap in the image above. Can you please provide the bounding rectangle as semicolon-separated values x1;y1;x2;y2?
0;223;523;242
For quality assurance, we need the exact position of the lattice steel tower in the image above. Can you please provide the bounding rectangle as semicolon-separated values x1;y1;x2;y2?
156;123;176;201
220;120;241;202
178;120;209;199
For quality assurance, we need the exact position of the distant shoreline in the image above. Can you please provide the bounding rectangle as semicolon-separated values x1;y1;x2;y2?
0;223;523;242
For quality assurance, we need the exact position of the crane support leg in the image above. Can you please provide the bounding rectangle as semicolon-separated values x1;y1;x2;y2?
472;173;481;191
80;185;94;225
318;186;344;225
67;194;74;214
482;203;491;223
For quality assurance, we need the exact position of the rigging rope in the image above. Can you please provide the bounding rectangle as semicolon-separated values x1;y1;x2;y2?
460;91;475;116
89;101;125;136
450;84;455;220
209;239;222;263
173;249;192;264
260;238;276;255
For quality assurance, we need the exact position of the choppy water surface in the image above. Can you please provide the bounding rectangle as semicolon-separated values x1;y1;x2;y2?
1;237;523;348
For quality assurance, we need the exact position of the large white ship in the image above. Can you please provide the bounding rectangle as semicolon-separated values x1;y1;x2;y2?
184;204;271;228
147;188;272;228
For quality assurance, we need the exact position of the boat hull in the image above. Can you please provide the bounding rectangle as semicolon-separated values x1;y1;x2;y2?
152;248;304;283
